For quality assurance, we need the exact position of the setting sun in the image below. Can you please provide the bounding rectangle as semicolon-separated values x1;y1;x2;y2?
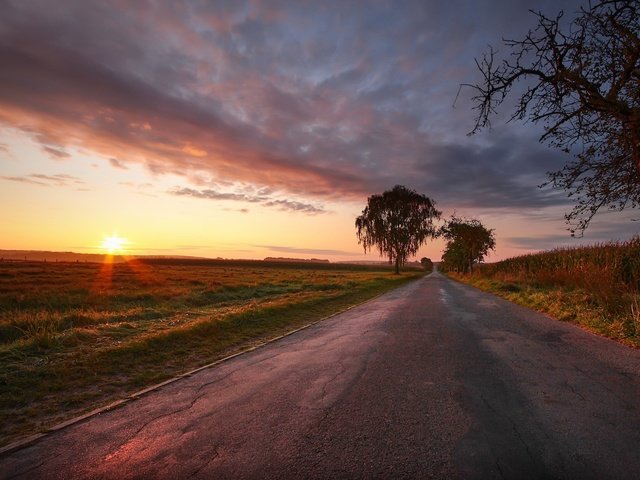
99;235;128;254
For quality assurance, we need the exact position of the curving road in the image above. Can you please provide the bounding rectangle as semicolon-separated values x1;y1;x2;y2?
2;271;640;479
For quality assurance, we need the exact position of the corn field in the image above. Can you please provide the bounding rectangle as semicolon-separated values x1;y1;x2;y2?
477;236;640;292
471;236;640;340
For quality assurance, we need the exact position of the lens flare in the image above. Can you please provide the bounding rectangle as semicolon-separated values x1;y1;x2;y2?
99;235;128;254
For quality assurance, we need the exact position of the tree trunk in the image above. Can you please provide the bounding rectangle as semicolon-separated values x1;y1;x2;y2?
394;257;400;275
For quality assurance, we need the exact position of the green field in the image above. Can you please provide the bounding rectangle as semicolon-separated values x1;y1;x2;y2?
0;258;423;447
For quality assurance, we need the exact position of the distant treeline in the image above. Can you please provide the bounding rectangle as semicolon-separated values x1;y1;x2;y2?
138;257;421;271
0;250;426;272
264;257;329;263
0;250;124;263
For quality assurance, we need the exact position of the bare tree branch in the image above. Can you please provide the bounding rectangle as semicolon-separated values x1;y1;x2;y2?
465;0;640;234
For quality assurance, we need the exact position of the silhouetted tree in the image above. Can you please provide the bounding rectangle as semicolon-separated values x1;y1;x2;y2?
355;185;441;274
440;217;496;273
441;241;467;274
420;257;434;272
467;1;640;235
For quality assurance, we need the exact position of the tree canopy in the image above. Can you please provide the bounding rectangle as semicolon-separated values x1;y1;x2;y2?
467;0;640;234
355;185;441;274
440;217;496;273
420;257;434;272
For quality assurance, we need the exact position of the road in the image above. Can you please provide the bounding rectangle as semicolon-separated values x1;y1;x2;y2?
2;271;640;479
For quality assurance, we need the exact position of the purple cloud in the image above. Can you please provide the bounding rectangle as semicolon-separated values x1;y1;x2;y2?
0;0;620;226
170;186;325;214
1;173;84;187
43;146;71;160
109;157;128;170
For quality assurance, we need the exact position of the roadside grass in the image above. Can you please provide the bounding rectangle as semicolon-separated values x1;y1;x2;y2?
446;237;640;348
0;259;422;447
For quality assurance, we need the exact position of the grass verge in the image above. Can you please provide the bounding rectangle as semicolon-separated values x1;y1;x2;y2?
447;272;640;349
0;262;421;448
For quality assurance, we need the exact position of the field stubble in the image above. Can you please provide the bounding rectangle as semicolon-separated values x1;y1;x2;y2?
0;259;422;447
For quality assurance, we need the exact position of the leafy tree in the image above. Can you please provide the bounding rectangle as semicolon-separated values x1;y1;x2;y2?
440;217;496;273
441;241;467;274
467;1;640;235
355;185;441;274
420;257;434;272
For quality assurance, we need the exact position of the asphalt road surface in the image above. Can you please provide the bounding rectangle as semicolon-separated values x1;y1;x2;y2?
2;271;640;479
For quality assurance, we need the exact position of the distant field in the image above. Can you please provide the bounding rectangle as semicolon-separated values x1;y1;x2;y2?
0;259;423;447
447;237;640;347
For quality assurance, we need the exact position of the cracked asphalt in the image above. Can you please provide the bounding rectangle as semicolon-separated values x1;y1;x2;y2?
2;271;640;479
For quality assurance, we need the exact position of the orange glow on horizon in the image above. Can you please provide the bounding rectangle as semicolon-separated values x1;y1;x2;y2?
99;234;128;254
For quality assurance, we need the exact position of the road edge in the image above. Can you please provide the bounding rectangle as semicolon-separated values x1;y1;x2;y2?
0;275;427;456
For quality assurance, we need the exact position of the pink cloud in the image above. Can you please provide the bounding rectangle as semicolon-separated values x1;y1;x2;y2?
0;0;588;218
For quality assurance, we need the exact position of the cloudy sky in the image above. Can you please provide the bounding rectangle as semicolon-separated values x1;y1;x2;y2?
0;0;637;261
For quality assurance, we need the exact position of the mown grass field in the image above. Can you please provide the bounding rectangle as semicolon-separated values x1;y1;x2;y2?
0;258;423;447
447;237;640;347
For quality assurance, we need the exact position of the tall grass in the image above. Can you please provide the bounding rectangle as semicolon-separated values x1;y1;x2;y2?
458;236;640;344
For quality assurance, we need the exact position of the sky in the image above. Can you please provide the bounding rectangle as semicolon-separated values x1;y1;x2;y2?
0;0;638;262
